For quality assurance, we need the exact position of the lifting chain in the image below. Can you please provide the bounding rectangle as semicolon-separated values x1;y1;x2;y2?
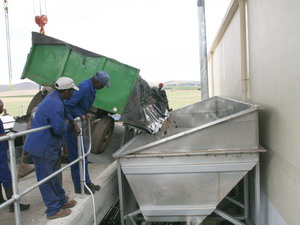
3;0;12;85
33;0;48;34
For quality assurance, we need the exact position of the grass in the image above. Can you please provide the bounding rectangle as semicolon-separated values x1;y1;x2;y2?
165;86;200;90
1;98;32;116
167;89;201;110
1;87;202;116
0;95;35;98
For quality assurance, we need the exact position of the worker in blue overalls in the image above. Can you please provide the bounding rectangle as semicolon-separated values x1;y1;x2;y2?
23;77;79;220
0;99;30;212
64;71;110;194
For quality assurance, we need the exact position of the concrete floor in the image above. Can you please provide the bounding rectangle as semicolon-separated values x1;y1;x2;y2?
0;122;124;225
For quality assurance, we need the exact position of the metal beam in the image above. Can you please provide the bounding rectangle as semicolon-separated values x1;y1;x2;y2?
197;0;209;100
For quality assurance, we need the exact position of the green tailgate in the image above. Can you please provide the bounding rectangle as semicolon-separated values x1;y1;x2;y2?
21;32;140;114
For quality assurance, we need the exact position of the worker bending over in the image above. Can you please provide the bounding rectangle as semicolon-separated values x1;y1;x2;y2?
64;71;110;194
23;77;78;219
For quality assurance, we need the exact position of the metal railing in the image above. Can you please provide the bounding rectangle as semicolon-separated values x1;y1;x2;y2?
0;117;94;225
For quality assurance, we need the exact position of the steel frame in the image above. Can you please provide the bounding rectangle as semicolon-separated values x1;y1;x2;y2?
118;160;261;225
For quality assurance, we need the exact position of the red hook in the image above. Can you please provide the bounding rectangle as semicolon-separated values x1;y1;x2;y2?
35;15;48;34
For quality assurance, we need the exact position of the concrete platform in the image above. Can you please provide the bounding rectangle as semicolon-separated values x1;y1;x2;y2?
0;122;124;225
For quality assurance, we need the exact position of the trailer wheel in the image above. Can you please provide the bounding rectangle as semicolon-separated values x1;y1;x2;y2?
91;116;115;154
26;91;44;115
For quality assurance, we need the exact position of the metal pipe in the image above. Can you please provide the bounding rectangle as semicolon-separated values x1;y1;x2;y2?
225;196;245;209
20;158;80;197
128;216;137;225
255;161;261;225
0;119;96;225
215;209;246;225
0;125;51;142
0;154;81;210
197;0;209;100
127;210;141;225
83;118;92;155
4;1;12;85
76;119;85;196
244;173;249;221
8;136;21;225
209;52;214;96
79;118;96;225
119;148;265;159
118;161;125;225
70;118;95;223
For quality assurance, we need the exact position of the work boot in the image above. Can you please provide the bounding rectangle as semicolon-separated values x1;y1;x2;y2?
18;163;35;179
87;183;100;191
4;187;30;212
47;209;71;219
61;199;77;209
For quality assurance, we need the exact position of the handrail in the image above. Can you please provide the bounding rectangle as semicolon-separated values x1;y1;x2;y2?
77;119;97;225
0;117;92;225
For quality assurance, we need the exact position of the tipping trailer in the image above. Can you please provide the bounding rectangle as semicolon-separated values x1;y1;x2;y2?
21;32;164;154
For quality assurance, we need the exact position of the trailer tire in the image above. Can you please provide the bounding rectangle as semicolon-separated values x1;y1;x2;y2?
26;91;44;115
91;116;115;154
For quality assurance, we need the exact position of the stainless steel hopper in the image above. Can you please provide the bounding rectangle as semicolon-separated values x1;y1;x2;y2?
114;96;265;225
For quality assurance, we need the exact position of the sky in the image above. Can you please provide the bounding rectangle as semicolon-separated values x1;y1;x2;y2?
0;0;231;85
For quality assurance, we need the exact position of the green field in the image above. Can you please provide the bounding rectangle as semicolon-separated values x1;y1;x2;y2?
0;87;202;116
166;89;201;110
4;101;30;116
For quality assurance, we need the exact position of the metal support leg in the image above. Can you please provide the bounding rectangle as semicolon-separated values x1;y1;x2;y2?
215;209;246;225
126;210;141;225
8;137;22;225
254;161;261;225
128;216;138;225
118;161;125;225
244;173;250;224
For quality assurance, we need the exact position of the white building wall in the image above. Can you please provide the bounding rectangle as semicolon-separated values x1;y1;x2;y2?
248;0;300;224
207;0;300;224
209;8;243;100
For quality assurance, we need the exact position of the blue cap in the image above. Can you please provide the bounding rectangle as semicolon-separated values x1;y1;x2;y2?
94;71;110;88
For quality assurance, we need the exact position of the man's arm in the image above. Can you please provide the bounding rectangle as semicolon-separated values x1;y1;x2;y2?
65;89;85;120
50;104;67;137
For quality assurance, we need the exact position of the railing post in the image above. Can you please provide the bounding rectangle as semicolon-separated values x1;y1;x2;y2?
7;133;22;225
75;118;85;197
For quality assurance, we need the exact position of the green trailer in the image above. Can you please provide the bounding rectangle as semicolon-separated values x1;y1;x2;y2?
21;32;140;153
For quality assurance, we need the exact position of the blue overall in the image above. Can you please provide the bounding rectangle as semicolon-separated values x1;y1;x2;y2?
64;79;95;190
0;119;12;189
23;91;68;217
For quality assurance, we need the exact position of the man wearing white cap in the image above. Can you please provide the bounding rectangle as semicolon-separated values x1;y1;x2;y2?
23;77;79;219
64;71;110;194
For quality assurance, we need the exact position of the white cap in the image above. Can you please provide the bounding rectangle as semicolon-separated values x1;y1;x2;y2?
55;77;79;91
